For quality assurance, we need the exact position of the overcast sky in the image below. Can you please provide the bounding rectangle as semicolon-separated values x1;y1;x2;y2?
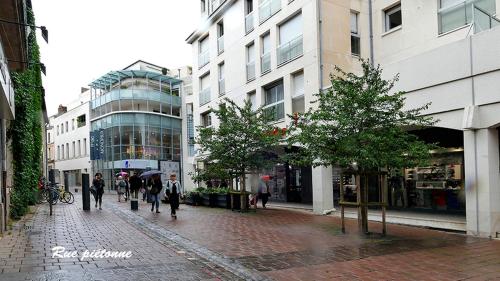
32;0;199;115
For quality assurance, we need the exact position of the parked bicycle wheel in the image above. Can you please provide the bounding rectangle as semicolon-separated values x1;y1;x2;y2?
62;192;74;204
48;189;59;205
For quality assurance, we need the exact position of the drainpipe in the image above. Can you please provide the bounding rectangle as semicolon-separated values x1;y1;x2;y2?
316;0;323;90
368;0;374;65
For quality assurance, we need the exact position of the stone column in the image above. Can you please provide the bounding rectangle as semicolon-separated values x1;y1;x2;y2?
464;129;500;237
312;165;334;214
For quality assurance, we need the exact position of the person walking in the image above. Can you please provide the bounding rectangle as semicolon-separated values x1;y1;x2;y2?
166;173;183;218
92;173;105;210
256;176;270;209
117;176;126;202
150;174;162;213
129;171;142;199
124;176;130;202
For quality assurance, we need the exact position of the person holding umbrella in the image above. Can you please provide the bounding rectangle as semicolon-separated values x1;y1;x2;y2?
149;174;163;213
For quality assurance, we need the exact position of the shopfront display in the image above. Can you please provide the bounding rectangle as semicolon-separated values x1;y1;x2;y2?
391;149;466;213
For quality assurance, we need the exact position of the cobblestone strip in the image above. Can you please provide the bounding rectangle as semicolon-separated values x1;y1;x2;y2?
106;202;272;281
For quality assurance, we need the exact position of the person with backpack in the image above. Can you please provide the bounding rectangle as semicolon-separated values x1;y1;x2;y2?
150;174;163;213
117;176;126;202
92;173;105;210
166;173;183;218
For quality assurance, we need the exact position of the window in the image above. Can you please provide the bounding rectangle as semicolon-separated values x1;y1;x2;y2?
218;63;225;95
61;123;64;134
246;42;256;81
66;143;69;159
187;103;195;156
78;140;81;157
351;11;360;56
278;13;303;65
61;145;64;160
261;32;271;73
57;146;60;160
384;4;402;32
259;0;281;24
48;132;51;143
201;111;212;127
263;81;285;122
245;0;255;33
77;114;86;127
199;36;210;68
65;121;68;132
201;0;206;13
438;0;496;34
217;21;224;54
83;138;87;155
200;73;211;105
247;91;257;111
72;119;75;130
292;71;305;114
57;125;59;135
72;141;76;158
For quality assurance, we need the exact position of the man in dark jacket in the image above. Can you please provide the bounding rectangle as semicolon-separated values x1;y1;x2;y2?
129;172;142;199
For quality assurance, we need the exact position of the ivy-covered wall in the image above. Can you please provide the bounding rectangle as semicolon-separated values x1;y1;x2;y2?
7;7;44;219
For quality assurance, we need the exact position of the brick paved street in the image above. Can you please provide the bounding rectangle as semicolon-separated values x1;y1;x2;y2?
1;193;500;281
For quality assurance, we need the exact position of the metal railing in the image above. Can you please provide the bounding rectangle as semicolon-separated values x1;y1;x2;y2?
245;12;254;34
198;50;210;68
0;38;14;109
472;5;500;33
246;61;256;81
217;36;224;54
259;0;281;24
277;35;303;66
261;52;271;74
438;1;498;34
200;88;211;106
218;78;225;95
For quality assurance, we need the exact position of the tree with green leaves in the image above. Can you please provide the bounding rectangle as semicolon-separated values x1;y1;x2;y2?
196;98;281;209
286;60;436;232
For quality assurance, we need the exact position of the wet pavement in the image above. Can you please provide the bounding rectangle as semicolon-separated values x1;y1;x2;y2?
0;193;499;280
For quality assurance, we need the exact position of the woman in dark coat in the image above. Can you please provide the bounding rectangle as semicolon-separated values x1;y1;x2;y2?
92;173;105;210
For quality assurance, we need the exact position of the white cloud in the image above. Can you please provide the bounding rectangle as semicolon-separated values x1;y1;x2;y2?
32;0;199;115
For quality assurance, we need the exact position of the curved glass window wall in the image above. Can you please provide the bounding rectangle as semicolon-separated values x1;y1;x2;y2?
91;112;182;162
90;78;182;120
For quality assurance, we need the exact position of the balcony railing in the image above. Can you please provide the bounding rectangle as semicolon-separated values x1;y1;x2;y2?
438;1;498;34
246;61;256;81
245;11;254;34
217;36;224;54
472;5;500;33
198;50;210;68
200;88;211;106
277;35;303;66
261;52;271;74
259;0;281;24
0;38;15;118
218;78;225;95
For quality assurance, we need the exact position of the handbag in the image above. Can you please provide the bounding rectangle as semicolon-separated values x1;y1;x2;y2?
90;185;96;194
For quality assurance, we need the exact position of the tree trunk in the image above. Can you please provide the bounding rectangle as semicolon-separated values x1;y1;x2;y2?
240;173;246;211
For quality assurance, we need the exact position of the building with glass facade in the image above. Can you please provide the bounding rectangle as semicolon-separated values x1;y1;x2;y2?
89;61;183;188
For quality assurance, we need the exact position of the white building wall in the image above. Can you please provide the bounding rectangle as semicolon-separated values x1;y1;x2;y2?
51;93;91;187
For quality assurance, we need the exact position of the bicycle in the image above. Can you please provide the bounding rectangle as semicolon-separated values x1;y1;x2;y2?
57;186;74;204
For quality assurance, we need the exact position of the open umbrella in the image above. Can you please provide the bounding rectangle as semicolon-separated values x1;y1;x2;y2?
140;170;162;179
115;171;128;177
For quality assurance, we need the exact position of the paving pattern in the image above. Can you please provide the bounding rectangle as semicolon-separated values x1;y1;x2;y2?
1;193;500;281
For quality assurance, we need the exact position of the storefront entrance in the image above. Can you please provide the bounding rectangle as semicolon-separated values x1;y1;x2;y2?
264;164;312;204
333;127;466;216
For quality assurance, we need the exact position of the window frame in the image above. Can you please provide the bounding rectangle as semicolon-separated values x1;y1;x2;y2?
350;11;361;56
384;3;402;32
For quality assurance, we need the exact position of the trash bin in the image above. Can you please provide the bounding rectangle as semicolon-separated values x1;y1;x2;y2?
131;198;138;211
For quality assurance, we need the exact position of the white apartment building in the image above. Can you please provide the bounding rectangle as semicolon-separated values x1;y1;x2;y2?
50;90;91;188
187;0;500;237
